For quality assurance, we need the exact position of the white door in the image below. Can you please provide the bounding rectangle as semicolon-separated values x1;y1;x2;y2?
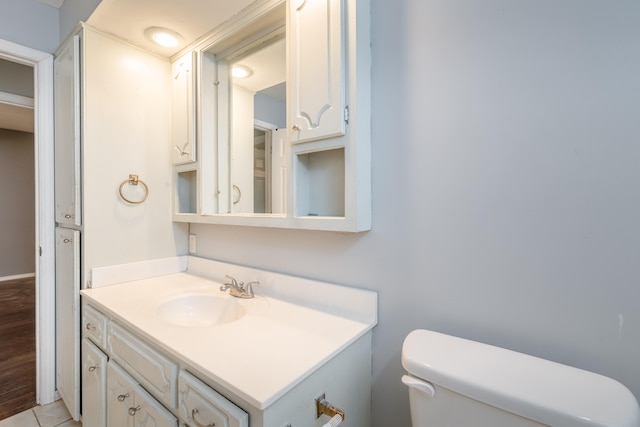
55;227;80;420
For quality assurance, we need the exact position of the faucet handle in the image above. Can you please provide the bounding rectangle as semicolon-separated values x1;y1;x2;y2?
244;281;260;296
225;275;238;286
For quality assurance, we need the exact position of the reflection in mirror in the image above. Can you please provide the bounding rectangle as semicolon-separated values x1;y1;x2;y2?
229;35;286;214
201;3;287;216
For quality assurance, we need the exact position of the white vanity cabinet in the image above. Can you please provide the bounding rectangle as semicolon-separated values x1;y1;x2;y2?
81;301;249;427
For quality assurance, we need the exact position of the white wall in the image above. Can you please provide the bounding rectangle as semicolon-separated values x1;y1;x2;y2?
0;0;59;53
190;0;640;425
0;129;35;277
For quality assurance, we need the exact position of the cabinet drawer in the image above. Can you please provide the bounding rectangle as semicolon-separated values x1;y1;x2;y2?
83;304;109;349
178;371;248;427
108;322;178;409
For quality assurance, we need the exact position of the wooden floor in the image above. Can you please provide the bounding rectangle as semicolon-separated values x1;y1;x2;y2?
0;277;36;420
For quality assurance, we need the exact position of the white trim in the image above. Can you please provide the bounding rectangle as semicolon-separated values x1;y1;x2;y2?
0;273;36;281
0;91;34;108
0;38;57;406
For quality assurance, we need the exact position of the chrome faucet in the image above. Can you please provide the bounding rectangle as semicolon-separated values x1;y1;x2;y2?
219;275;259;299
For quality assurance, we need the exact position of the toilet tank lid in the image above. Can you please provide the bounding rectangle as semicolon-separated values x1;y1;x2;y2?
402;330;640;427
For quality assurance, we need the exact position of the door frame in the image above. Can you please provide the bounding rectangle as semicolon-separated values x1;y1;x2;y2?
0;38;56;405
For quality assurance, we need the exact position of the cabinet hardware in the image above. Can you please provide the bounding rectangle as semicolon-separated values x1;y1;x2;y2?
63;239;72;244
117;393;129;402
85;323;96;331
191;408;215;427
344;106;349;123
292;124;300;131
128;406;141;416
88;365;98;372
64;214;73;219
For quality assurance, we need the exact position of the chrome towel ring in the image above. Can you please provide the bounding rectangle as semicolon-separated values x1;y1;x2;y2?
119;174;149;204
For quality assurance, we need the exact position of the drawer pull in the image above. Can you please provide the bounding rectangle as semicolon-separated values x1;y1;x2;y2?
117;393;130;402
86;323;96;331
88;365;99;372
191;409;215;427
128;406;141;416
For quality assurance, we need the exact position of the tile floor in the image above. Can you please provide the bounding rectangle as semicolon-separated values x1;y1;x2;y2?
0;400;81;427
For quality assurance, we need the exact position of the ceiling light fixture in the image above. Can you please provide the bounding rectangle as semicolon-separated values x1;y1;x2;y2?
144;27;183;48
232;65;253;79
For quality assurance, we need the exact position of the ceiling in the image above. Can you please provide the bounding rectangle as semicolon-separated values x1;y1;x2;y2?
86;0;258;58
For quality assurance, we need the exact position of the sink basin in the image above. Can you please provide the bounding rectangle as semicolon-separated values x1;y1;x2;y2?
156;294;246;327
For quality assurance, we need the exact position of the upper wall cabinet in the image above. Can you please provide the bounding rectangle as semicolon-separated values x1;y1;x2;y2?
172;52;196;165
289;0;346;144
172;0;371;232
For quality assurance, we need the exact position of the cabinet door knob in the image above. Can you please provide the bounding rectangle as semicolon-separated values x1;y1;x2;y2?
292;124;300;131
191;408;215;427
88;365;98;372
85;323;96;331
128;406;141;416
64;214;73;219
117;393;130;402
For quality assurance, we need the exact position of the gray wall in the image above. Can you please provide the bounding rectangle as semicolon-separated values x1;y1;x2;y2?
0;59;33;97
0;129;35;277
59;0;102;43
0;0;59;53
190;0;640;425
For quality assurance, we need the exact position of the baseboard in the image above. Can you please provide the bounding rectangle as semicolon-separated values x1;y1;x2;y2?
0;272;36;282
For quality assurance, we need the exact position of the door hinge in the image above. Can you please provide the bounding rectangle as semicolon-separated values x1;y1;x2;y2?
344;106;350;123
39;246;42;256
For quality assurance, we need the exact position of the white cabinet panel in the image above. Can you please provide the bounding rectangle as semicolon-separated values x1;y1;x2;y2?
107;361;136;427
55;227;80;420
82;339;107;427
178;371;248;427
54;34;81;226
289;0;346;143
172;52;196;164
108;322;178;409
133;384;178;427
107;361;177;427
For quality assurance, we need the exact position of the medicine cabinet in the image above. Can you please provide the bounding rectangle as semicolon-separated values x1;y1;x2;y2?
172;0;371;232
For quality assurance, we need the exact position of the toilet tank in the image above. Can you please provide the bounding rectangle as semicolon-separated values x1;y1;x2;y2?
402;329;640;427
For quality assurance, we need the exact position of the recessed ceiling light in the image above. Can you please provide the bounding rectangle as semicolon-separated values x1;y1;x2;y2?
232;65;253;79
144;27;183;48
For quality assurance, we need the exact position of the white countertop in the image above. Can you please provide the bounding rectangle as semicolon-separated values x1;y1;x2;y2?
81;266;377;410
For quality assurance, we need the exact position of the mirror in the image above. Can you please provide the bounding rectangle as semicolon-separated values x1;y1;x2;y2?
201;3;287;215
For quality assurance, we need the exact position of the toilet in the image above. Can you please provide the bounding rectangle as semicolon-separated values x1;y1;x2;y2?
402;329;640;426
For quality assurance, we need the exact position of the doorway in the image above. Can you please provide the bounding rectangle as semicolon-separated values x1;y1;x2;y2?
0;38;56;411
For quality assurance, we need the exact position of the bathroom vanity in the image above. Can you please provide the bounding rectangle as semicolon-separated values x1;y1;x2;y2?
80;257;377;427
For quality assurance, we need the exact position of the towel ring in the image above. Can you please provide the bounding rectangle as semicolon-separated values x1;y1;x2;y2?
119;174;149;204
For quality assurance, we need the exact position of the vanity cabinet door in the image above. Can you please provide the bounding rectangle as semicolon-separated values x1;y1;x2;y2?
107;361;136;427
82;339;107;427
178;371;248;427
172;51;197;165
133;385;178;427
288;0;346;144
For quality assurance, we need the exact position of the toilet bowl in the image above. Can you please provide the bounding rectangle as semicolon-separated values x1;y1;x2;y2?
402;329;640;427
